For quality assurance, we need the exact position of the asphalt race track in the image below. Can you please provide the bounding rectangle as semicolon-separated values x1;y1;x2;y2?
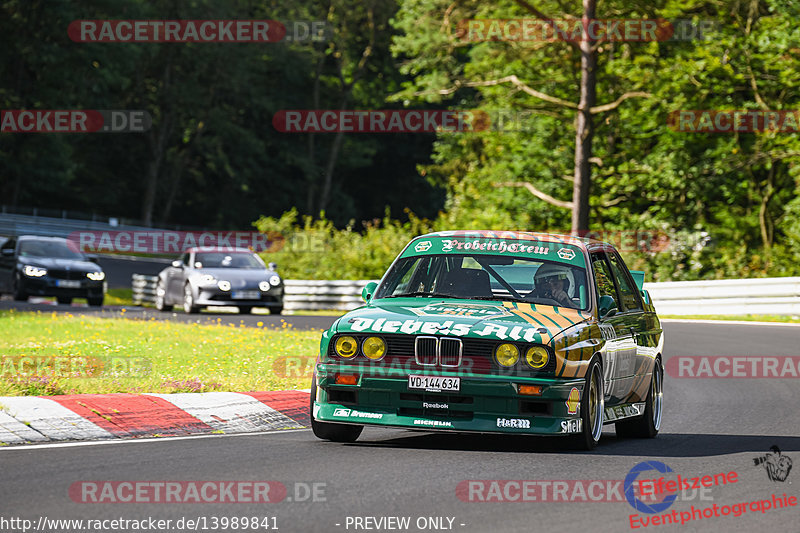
1;308;798;532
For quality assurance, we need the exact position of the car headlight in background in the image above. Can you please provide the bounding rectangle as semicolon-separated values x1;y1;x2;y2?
23;265;47;277
362;337;386;360
269;275;281;286
199;274;216;285
86;271;105;281
217;280;231;291
335;336;358;358
525;346;549;369
259;281;270;291
495;343;520;367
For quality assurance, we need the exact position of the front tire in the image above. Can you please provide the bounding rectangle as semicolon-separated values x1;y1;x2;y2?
268;305;283;315
238;306;253;314
57;296;72;305
155;280;173;312
12;274;27;301
183;283;200;314
616;357;663;439
88;296;104;307
574;358;604;450
310;375;363;443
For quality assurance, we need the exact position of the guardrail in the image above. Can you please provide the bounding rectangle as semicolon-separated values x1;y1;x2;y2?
131;274;158;305
131;275;800;315
643;277;800;316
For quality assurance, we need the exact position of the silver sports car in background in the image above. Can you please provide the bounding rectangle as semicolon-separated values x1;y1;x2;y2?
155;247;283;314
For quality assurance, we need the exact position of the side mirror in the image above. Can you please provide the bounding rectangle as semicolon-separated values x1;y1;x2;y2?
598;294;618;319
1;248;13;257
641;289;652;305
171;260;182;268
362;281;378;303
268;262;277;271
86;254;99;264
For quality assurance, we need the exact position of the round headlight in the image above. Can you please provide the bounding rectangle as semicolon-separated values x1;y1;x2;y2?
362;337;386;360
335;336;358;358
495;343;520;367
218;280;231;291
269;275;281;286
259;281;270;291
525;346;549;369
199;274;216;285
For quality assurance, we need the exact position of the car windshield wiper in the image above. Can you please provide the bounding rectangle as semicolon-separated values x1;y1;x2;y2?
384;291;457;299
471;295;530;303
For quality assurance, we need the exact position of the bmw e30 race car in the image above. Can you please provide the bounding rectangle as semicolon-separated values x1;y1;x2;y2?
311;231;664;449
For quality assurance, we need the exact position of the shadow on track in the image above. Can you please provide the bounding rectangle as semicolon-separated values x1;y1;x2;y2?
338;430;800;457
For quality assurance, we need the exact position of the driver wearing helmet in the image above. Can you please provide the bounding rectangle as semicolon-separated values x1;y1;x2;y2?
528;263;574;308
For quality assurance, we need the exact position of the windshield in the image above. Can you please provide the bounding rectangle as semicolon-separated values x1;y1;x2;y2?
375;254;590;310
19;240;85;260
194;252;265;269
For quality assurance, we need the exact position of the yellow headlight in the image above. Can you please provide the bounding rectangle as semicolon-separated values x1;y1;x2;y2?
362;337;386;360
335;336;358;358
495;343;520;367
525;346;549;369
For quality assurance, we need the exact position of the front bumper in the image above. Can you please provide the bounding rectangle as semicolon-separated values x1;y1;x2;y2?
20;277;105;298
194;286;283;307
314;365;585;436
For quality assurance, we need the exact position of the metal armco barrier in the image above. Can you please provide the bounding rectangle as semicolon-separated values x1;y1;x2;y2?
131;275;800;315
131;274;158;305
643;277;800;316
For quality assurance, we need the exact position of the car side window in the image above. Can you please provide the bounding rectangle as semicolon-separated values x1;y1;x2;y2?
181;253;190;266
1;239;15;253
607;252;642;311
591;254;616;297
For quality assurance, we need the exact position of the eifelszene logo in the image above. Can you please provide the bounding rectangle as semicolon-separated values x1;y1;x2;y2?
753;446;793;482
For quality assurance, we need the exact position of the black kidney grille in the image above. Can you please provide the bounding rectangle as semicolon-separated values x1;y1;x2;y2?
439;338;462;367
414;336;438;365
48;269;86;280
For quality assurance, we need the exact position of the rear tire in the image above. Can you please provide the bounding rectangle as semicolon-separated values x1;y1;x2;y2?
616;358;663;439
238;306;253;314
573;358;604;450
310;375;363;443
57;297;72;305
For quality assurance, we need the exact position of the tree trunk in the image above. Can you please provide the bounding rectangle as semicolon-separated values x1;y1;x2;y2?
571;0;597;233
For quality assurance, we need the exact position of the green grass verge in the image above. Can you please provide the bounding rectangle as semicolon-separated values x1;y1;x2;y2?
0;310;318;396
661;314;800;323
105;288;134;306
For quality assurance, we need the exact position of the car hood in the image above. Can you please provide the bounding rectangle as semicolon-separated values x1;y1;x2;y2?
18;257;101;272
335;298;592;345
189;268;278;282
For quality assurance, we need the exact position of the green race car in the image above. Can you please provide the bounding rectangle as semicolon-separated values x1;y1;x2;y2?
311;231;664;449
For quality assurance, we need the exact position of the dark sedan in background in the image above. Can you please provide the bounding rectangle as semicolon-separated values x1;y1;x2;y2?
155;247;283;314
0;235;106;306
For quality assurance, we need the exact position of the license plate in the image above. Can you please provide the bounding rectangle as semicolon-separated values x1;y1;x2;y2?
231;290;260;300
56;280;81;288
408;375;460;392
